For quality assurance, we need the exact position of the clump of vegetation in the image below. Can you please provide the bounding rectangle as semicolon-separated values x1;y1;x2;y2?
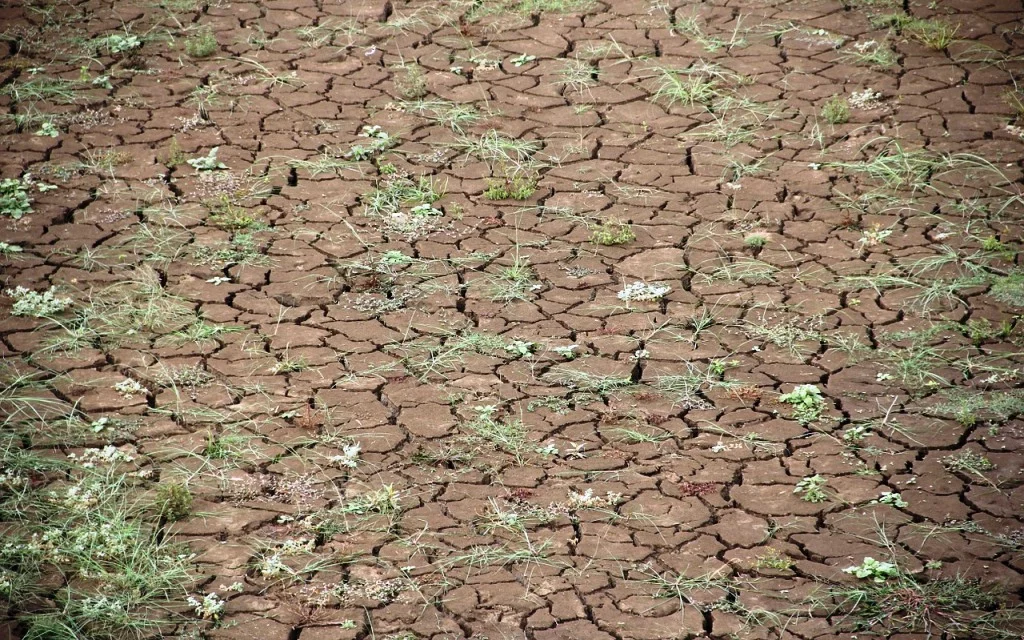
959;317;1013;345
591;219;636;245
361;169;445;238
794;474;828;503
821;95;850;124
484;174;537;200
651;65;722;108
823;570;1019;639
988;270;1024;308
942;451;995;474
155;482;193;521
779;384;825;425
187;592;225;621
401;99;483;133
744;232;768;248
842;41;897;69
5;286;73;317
486;252;539;303
207;198;265;230
463;405;530;464
1;178;33;219
185;27;218;58
930;389;1024;426
869;13;915;30
0;462;195;639
905;18;959;50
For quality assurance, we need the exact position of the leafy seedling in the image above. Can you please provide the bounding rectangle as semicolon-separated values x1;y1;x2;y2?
187;148;228;171
779;384;825;425
844;557;899;582
794;474;828;503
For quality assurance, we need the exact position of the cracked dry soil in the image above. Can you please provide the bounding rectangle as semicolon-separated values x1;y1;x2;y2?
2;0;1024;639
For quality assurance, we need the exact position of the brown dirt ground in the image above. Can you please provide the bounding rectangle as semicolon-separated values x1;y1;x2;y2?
2;0;1024;638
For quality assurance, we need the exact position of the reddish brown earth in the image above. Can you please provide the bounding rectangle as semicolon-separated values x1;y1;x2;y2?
2;0;1024;639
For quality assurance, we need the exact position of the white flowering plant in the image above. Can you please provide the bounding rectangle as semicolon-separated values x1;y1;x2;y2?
617;282;671;303
5;286;72;317
187;592;226;620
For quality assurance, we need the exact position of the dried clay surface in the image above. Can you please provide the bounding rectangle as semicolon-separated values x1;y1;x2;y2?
1;0;1024;639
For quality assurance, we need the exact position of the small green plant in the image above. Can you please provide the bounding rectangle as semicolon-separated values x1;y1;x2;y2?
185;27;218;58
821;95;850;124
778;384;825;425
591;219;635;245
187;147;227;171
96;32;142;55
5;286;73;317
35;121;59;137
344;125;395;161
942;451;995;474
484;174;537;200
844;557;899;582
794;474;828;503
843;424;870;442
187;592;225;621
155;483;193;521
743;232;768;248
0;178;33;219
510;53;537;67
1004;88;1024;119
551;344;579;360
872;491;908;508
504;340;536;358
